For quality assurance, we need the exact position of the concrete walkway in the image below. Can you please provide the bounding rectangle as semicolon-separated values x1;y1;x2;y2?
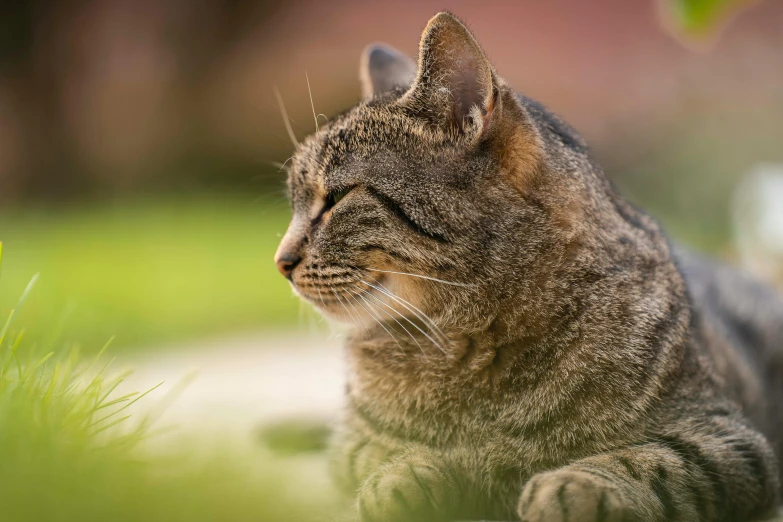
116;330;346;443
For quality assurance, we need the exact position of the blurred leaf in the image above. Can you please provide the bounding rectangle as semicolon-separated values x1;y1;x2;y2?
663;0;759;39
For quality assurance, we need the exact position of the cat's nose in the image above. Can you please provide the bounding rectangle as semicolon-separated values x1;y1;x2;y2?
275;218;306;280
275;252;301;280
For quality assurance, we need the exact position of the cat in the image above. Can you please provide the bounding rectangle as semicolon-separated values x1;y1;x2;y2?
274;11;783;522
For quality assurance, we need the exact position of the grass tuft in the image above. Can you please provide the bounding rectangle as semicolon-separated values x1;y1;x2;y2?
0;243;340;522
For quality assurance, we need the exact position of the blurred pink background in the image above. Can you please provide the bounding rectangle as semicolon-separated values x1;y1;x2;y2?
1;0;782;248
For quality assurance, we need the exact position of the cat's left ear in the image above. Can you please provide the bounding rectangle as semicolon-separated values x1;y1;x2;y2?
403;12;499;137
359;44;417;99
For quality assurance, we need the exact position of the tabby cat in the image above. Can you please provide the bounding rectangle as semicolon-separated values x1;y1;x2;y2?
274;12;783;522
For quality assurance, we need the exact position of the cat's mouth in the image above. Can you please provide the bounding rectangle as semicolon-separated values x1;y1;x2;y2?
291;264;454;354
291;265;388;324
291;263;447;336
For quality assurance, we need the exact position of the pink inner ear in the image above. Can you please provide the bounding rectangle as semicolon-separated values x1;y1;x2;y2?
449;53;487;125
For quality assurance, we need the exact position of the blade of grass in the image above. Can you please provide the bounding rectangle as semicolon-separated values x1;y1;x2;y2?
70;336;115;382
92;369;134;409
89;381;164;428
140;371;197;429
95;392;140;411
91;414;133;435
43;361;62;402
0;272;39;346
1;330;24;379
21;351;54;382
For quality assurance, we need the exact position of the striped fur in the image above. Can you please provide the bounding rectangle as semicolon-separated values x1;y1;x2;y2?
275;12;783;522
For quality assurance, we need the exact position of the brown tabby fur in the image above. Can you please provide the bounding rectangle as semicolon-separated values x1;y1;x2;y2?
274;12;783;522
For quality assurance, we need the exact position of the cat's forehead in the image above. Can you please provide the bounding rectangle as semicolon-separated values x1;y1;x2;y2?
316;103;414;158
289;101;431;189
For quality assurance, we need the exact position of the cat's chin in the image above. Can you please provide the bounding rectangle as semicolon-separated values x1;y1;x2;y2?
315;302;380;328
292;285;383;328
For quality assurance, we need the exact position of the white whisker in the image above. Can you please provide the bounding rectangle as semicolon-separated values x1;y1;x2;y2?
330;288;353;324
305;71;319;133
361;284;444;354
316;285;327;309
344;287;378;326
344;291;363;327
374;280;449;344
276;156;295;173
335;288;367;331
357;291;411;358
365;268;474;288
345;287;406;355
361;289;426;356
361;279;449;353
273;86;299;148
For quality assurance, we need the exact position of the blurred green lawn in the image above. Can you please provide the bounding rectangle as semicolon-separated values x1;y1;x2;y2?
0;291;340;522
0;195;299;354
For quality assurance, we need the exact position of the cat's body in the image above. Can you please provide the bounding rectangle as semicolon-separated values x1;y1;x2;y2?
274;12;783;521
332;249;783;522
678;251;783;464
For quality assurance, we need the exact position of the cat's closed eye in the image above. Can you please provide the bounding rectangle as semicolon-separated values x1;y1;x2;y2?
324;186;354;211
309;186;355;232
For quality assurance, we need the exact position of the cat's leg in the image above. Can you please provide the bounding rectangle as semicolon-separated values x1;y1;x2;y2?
518;415;779;522
330;422;463;521
329;428;396;496
355;445;461;522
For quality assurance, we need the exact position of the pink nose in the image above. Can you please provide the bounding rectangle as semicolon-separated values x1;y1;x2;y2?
275;253;301;280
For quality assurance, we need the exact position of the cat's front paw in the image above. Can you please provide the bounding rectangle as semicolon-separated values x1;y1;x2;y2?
518;469;626;522
357;458;453;522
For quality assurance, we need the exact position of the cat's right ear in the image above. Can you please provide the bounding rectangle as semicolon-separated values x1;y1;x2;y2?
359;44;417;99
402;12;499;137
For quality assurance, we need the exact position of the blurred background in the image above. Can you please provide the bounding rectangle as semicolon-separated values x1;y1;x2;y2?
2;0;783;352
0;1;782;520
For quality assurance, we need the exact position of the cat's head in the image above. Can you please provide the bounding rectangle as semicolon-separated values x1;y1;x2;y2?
274;12;601;340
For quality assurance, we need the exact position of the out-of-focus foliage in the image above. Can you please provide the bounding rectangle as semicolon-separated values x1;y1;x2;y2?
665;0;759;35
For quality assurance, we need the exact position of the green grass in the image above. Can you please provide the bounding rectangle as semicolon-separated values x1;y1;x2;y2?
0;195;298;354
0;245;340;522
